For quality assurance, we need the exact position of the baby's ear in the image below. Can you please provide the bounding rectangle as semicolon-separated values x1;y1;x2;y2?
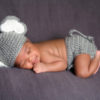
0;16;27;35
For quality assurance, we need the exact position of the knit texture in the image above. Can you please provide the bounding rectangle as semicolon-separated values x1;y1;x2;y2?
65;29;97;70
0;32;27;67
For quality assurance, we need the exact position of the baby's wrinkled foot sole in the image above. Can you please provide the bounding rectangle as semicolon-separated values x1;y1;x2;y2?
96;51;100;65
96;50;100;55
96;51;100;58
94;51;100;74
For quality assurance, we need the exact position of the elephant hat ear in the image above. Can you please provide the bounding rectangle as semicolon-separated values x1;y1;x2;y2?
0;16;27;35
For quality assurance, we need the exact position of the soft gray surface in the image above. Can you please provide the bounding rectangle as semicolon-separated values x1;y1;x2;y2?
0;67;100;100
0;0;100;100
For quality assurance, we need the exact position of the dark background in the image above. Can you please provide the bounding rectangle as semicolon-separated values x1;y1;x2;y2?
0;0;100;48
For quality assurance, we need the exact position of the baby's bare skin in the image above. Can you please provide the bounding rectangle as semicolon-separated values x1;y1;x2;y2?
15;39;100;78
15;39;67;73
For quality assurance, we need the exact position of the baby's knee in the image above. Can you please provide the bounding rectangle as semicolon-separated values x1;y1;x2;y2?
75;70;90;78
74;54;91;78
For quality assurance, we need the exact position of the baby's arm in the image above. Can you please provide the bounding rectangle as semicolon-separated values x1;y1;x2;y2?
33;61;67;73
33;54;67;73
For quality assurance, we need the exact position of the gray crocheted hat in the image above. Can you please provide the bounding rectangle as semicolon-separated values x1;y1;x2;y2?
0;16;27;67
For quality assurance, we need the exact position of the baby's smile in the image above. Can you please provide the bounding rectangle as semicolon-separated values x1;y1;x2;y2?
31;56;39;65
15;40;40;69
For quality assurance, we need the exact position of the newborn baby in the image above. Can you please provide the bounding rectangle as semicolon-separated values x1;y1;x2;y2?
0;16;100;79
15;30;100;78
15;39;67;72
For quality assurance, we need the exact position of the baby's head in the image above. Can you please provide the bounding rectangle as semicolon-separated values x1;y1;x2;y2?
0;15;41;69
15;39;40;69
0;32;40;69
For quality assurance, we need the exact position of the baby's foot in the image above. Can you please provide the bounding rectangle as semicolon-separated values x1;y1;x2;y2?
94;51;100;74
96;50;100;59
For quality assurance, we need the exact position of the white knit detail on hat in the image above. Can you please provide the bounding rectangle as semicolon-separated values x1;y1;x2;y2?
0;16;27;35
0;16;27;67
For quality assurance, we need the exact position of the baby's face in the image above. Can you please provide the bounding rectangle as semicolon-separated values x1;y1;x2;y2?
15;40;40;69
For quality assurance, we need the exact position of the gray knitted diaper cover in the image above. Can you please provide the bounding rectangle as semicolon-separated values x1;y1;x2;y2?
65;29;97;70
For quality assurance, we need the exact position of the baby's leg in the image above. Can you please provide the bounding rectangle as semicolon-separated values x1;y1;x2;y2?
74;52;100;78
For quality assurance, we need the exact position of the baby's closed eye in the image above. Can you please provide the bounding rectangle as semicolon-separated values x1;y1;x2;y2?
25;47;31;54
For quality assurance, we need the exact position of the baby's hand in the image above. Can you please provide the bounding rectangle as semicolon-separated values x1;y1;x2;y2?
33;62;47;73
